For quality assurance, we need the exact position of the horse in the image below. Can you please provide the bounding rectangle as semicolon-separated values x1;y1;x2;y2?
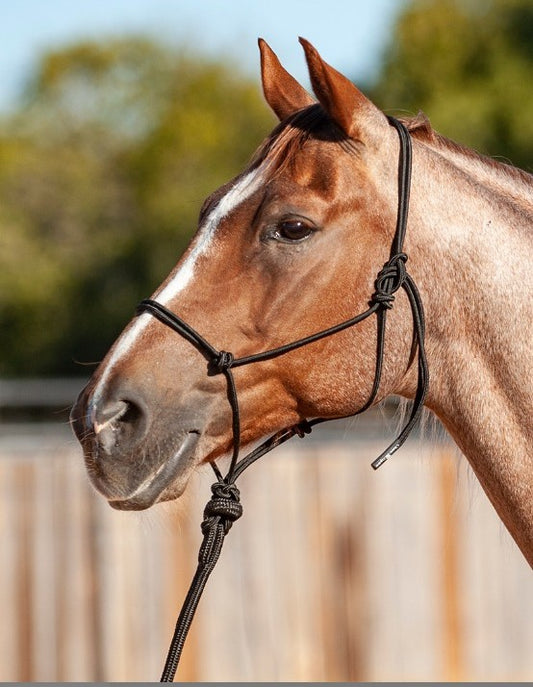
71;38;533;567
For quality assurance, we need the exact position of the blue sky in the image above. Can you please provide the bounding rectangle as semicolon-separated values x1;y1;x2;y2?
1;0;405;111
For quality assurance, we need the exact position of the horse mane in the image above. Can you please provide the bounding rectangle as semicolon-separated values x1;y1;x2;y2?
402;111;533;191
252;104;533;202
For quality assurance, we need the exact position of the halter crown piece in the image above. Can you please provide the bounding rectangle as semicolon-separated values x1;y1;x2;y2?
136;117;429;681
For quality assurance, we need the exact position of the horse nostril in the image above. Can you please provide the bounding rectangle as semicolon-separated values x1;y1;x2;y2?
94;400;128;432
93;397;146;455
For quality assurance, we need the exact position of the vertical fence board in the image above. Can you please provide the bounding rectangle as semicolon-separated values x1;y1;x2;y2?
0;462;20;680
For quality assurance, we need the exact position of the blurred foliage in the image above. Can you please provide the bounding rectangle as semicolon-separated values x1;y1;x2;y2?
0;38;274;376
2;1;532;377
371;0;533;171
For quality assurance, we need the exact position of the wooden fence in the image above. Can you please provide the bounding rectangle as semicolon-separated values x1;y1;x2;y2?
0;421;532;681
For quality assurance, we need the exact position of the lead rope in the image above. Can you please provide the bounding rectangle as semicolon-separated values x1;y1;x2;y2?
136;117;428;681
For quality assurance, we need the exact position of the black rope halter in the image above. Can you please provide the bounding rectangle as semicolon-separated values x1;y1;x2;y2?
136;116;428;681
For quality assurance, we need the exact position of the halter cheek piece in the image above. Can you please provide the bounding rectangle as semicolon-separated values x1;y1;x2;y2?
136;117;428;681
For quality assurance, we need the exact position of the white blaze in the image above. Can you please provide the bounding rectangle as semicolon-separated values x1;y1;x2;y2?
157;167;265;304
91;166;265;402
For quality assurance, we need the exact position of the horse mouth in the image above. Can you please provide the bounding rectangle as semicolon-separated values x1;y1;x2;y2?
108;430;201;511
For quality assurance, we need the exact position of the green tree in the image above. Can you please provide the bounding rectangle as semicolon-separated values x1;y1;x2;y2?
371;0;533;171
0;38;274;376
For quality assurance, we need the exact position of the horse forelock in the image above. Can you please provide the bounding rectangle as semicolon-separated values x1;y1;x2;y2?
251;103;359;179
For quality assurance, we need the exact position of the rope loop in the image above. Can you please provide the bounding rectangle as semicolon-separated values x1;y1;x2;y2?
211;480;241;502
371;252;408;309
202;481;243;535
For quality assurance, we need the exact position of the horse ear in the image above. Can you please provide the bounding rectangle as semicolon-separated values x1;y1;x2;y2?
299;37;385;142
259;38;315;121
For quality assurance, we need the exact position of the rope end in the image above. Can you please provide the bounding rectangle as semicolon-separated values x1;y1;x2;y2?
371;440;401;470
371;454;389;470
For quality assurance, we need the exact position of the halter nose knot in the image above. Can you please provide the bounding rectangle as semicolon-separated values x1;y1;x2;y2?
294;419;313;438
202;482;243;534
371;252;408;309
212;350;235;373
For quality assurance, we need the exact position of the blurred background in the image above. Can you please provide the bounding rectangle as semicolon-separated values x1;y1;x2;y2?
1;0;532;681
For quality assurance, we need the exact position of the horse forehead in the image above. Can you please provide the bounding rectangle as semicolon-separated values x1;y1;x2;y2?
163;136;354;300
207;166;266;225
154;164;267;306
281;138;358;198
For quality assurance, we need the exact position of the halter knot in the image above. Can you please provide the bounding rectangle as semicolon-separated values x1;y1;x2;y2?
371;252;408;309
202;481;243;534
212;350;235;373
294;419;313;438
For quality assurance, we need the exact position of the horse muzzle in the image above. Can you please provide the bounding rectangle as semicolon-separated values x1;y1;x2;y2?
70;380;203;510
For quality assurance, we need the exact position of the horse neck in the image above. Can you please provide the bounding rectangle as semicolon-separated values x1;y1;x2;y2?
407;138;533;564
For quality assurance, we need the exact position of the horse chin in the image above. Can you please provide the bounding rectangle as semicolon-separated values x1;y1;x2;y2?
103;430;201;511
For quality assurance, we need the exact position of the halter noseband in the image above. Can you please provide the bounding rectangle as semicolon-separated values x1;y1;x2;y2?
136;116;429;680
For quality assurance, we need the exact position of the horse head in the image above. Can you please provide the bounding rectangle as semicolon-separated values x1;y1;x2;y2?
71;39;420;510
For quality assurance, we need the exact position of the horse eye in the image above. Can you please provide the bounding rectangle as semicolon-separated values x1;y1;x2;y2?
276;219;314;242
